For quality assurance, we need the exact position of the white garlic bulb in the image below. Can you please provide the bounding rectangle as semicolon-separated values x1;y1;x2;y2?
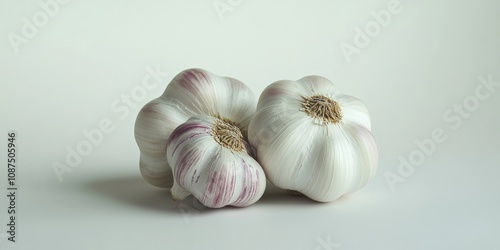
134;69;256;188
248;76;378;202
166;115;266;208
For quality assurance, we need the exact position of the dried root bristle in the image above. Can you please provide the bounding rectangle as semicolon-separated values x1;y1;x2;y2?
302;95;342;124
211;117;245;151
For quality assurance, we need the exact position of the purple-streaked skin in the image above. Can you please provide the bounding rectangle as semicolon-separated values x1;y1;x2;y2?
134;68;257;188
201;157;262;207
166;115;266;208
168;123;211;155
177;69;212;92
232;158;262;205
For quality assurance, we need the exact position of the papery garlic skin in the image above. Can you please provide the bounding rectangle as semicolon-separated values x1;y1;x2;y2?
134;69;256;188
166;115;266;208
248;76;378;202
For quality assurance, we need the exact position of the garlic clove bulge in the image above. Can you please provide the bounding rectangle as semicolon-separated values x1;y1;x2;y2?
167;115;266;208
134;68;256;188
248;76;378;202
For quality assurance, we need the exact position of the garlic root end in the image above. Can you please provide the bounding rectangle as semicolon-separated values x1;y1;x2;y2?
170;181;191;201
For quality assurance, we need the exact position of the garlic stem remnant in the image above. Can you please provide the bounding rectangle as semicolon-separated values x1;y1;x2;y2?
211;118;245;152
302;95;343;124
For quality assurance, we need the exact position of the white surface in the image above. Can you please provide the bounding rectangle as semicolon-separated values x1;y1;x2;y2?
1;0;499;249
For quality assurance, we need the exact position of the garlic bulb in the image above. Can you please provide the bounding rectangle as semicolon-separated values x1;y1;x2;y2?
134;69;256;188
167;115;266;208
248;76;378;202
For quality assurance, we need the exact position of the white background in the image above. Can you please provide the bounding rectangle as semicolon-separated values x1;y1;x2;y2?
1;0;499;249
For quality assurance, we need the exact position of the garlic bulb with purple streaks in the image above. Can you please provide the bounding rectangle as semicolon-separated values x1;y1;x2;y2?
167;115;266;208
248;76;378;202
134;69;256;188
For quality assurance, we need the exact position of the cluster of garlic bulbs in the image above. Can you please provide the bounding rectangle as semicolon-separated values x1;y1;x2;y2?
134;68;256;188
135;69;378;208
135;68;264;208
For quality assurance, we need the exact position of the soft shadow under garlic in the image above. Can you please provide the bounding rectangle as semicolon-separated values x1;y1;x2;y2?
257;181;325;206
85;175;176;212
85;175;243;213
85;175;344;210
